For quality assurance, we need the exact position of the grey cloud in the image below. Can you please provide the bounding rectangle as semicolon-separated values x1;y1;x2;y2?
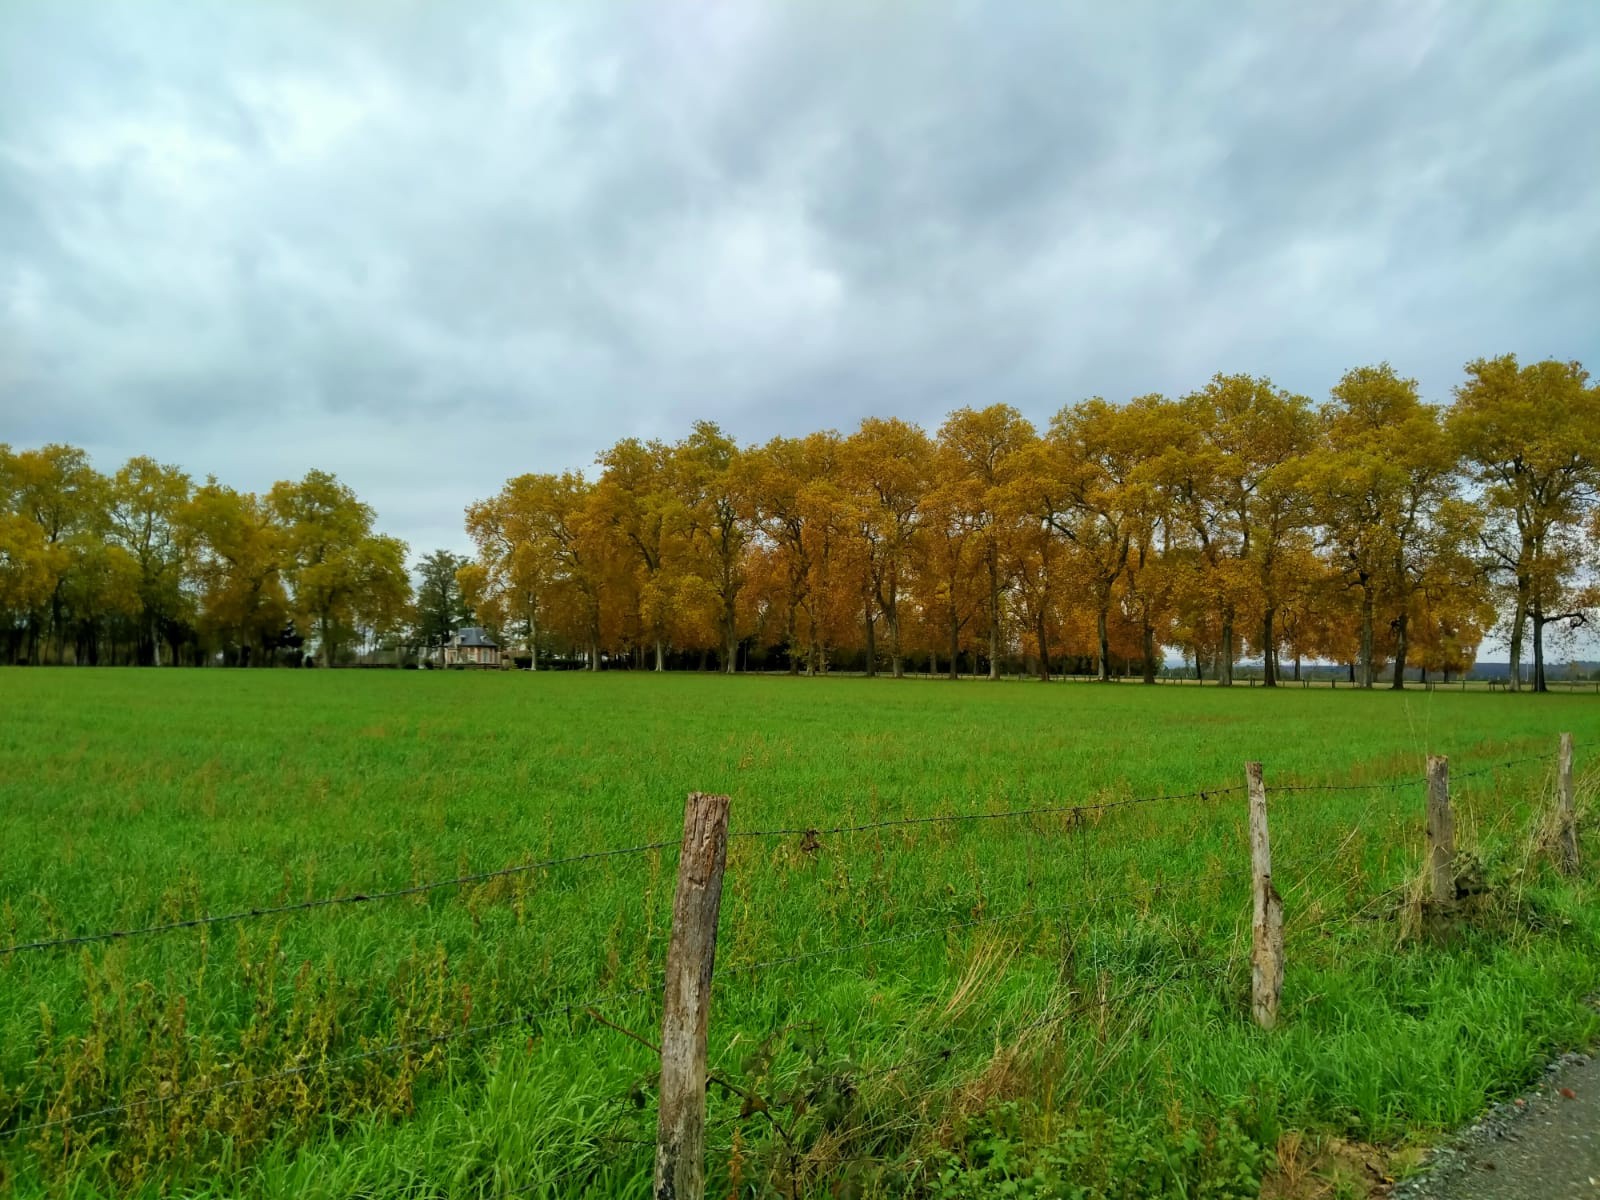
1;0;1597;561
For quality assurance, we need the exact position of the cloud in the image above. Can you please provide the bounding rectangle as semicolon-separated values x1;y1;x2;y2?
1;0;1596;567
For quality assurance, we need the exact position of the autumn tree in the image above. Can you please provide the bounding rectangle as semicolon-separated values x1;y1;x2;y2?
842;419;931;678
182;480;288;665
1003;481;1063;681
917;459;989;679
1313;365;1462;687
0;446;69;660
1119;396;1187;683
464;476;559;670
1409;581;1497;682
106;456;193;665
1173;375;1315;686
269;470;410;667
1234;385;1316;688
1034;398;1153;681
1450;356;1599;691
676;422;751;673
470;472;615;668
0;511;61;647
595;438;687;671
3;446;414;668
1272;547;1340;682
3;443;107;662
795;452;853;674
936;406;1036;679
745;432;844;673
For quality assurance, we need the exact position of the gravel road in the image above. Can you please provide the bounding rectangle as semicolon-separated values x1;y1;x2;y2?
1394;1049;1600;1199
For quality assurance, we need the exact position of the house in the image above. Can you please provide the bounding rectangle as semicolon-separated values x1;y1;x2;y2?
443;626;501;668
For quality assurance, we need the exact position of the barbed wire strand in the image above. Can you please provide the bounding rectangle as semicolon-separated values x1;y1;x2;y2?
1449;751;1562;781
0;841;675;958
726;741;1580;841
729;785;1242;842
1269;776;1424;794
6;741;1582;960
1268;746;1567;795
720;867;1238;983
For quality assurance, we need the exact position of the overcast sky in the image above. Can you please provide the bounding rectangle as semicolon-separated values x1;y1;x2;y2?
2;1;1598;565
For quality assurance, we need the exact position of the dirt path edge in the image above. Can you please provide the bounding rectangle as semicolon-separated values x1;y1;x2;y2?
1389;1046;1600;1200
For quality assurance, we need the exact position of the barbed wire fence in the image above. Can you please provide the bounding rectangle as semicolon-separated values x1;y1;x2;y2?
0;734;1592;1198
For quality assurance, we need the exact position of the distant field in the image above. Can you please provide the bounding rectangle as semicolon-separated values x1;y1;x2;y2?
1;671;1597;1198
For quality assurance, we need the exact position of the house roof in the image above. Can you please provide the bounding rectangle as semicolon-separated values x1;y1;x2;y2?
454;626;497;647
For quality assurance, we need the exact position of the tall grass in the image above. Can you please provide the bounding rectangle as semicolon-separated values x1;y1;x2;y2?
0;670;1596;1197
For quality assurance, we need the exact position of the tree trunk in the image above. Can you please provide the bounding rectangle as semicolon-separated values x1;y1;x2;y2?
1532;609;1547;693
655;639;665;673
863;596;877;678
987;552;1001;681
1038;610;1052;682
1096;606;1111;682
1359;585;1375;688
1293;654;1301;682
948;608;960;681
1219;611;1235;686
1508;593;1527;692
1391;610;1409;691
1261;609;1277;687
1142;622;1156;684
784;600;800;675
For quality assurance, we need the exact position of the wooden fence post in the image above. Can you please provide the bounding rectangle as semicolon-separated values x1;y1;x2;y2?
1426;755;1454;905
1558;732;1578;874
654;793;730;1200
1246;762;1283;1030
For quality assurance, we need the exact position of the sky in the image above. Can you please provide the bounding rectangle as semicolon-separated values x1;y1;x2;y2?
2;0;1598;567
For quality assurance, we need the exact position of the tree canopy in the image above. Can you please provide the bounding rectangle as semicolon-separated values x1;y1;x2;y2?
0;454;414;667
456;357;1596;691
4;355;1594;686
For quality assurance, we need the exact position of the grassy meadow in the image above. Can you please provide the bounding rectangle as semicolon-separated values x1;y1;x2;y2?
1;670;1598;1198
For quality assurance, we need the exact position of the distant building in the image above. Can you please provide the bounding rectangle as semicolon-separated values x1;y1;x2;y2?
442;626;501;669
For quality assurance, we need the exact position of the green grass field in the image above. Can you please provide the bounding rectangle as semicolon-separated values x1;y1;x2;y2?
1;671;1597;1199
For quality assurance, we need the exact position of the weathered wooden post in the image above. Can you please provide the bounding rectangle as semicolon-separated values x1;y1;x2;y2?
654;792;730;1200
1558;732;1578;874
1426;755;1454;905
1246;762;1283;1030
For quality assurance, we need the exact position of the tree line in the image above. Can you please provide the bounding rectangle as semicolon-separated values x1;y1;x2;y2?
461;356;1597;691
0;457;411;667
3;355;1595;687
